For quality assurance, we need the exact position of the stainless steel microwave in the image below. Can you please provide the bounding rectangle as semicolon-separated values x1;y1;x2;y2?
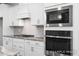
46;5;73;27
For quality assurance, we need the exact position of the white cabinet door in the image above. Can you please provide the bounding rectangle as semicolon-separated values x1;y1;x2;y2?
29;3;45;25
18;42;25;56
17;3;29;14
3;37;13;49
3;37;8;47
13;42;18;51
30;41;45;56
17;50;25;56
17;4;30;18
25;40;31;56
31;46;44;56
25;40;45;56
13;38;25;56
29;4;38;25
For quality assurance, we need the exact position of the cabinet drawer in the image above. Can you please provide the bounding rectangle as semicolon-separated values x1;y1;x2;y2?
35;47;44;56
30;46;44;56
13;38;24;43
25;40;30;44
30;41;44;47
13;43;24;50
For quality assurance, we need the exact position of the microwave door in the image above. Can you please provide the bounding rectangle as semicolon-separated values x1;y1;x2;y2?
47;11;61;24
46;5;72;27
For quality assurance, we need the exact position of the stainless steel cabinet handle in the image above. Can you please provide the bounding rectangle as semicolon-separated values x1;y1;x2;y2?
31;47;34;52
37;19;40;24
19;46;22;49
17;52;21;56
36;43;39;45
14;45;16;48
6;41;8;45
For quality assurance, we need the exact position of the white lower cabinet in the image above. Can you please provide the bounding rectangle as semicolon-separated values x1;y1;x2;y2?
13;38;25;56
17;50;25;56
30;46;44;56
25;40;31;56
13;42;18;50
30;41;44;56
25;40;44;56
3;37;45;56
3;37;13;49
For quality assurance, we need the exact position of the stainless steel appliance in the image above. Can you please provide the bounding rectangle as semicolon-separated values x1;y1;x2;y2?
45;30;73;56
46;5;73;27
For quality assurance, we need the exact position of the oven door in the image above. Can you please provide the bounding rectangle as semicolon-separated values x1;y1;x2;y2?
46;36;72;55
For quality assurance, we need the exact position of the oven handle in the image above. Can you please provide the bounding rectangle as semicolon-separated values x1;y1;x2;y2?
46;35;72;39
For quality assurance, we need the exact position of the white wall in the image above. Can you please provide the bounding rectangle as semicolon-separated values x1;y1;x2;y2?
34;26;44;37
72;3;79;56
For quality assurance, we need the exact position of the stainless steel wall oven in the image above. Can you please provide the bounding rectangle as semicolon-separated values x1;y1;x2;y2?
45;30;73;56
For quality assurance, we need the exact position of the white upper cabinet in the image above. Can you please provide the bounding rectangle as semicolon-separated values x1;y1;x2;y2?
29;3;45;25
10;19;25;26
9;4;30;27
17;3;29;13
17;3;30;18
44;3;63;8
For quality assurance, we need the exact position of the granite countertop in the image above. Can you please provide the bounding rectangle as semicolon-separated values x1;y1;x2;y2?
3;35;44;42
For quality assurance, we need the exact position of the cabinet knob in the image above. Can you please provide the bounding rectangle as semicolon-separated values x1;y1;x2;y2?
17;52;21;56
37;19;40;24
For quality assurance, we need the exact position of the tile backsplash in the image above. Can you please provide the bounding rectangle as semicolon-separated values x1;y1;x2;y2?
34;26;44;37
13;27;23;35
